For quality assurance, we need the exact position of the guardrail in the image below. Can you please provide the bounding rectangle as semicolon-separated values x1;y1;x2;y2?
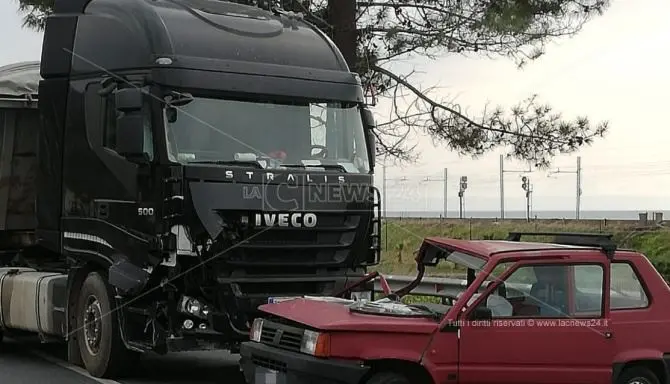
373;275;531;299
373;275;473;298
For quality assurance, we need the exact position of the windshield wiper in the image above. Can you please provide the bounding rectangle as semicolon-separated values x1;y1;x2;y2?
187;160;264;169
281;164;347;172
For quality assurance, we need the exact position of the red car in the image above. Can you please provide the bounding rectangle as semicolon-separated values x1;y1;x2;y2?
240;232;670;384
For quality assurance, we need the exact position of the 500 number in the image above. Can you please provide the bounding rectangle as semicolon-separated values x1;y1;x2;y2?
138;208;154;216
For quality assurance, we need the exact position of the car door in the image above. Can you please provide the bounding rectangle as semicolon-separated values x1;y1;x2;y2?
457;258;614;384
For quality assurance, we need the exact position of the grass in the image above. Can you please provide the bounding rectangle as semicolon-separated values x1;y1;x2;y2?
376;218;670;277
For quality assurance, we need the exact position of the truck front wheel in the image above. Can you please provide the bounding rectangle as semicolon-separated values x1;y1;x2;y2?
365;372;411;384
76;272;136;378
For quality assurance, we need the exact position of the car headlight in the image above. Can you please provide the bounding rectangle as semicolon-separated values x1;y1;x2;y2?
300;330;330;357
250;318;264;342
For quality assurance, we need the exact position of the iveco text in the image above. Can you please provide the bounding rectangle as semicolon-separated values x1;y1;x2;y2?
254;213;317;227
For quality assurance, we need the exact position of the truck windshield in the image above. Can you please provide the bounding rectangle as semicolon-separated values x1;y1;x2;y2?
163;96;370;173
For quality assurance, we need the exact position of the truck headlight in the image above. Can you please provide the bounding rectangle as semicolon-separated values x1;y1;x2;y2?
300;330;330;357
250;318;264;342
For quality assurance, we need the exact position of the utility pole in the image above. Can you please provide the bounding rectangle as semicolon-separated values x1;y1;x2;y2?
420;169;448;218
576;156;581;220
521;176;533;222
381;160;387;219
500;155;532;220
458;176;468;219
380;169;407;247
499;155;504;219
443;168;448;218
547;156;582;219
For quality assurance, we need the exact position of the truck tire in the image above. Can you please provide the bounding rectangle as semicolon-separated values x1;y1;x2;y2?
617;366;660;384
76;272;136;378
365;371;411;384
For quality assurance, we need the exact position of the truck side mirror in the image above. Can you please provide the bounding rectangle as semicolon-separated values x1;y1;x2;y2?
114;87;143;112
116;114;146;160
366;130;376;169
113;87;147;161
469;306;493;321
362;108;376;169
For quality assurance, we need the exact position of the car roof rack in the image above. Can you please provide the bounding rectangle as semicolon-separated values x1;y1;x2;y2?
505;231;617;259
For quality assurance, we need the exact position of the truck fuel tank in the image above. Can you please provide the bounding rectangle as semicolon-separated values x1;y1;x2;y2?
0;268;67;337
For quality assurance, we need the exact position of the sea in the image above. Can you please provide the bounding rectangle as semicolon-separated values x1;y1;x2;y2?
385;210;670;220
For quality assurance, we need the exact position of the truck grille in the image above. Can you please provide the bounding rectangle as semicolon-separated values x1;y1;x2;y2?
222;213;367;266
259;320;304;353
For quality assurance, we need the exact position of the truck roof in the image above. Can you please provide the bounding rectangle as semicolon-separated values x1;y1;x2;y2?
423;236;616;260
0;61;40;98
47;0;352;79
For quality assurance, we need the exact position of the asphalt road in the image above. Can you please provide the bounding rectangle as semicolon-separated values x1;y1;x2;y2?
0;337;246;384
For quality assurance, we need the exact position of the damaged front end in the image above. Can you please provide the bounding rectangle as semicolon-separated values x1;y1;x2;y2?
107;164;381;354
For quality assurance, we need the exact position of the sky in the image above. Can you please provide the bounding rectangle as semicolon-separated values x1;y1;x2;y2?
1;0;668;214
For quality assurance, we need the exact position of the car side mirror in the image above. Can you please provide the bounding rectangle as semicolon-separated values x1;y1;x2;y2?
469;306;492;321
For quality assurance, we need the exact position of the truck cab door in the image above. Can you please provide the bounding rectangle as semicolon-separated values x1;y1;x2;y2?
106;87;160;236
72;82;160;268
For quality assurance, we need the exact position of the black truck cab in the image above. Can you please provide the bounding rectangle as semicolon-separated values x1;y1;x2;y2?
0;0;380;378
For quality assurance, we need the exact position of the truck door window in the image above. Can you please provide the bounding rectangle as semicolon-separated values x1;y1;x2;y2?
610;262;649;309
474;263;604;319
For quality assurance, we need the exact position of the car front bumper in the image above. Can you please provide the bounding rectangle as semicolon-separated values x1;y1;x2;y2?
239;341;370;384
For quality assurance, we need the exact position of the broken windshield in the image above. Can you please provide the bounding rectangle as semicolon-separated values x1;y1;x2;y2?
163;96;371;173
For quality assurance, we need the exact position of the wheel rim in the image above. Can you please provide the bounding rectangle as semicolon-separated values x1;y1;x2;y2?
83;295;103;356
628;378;651;384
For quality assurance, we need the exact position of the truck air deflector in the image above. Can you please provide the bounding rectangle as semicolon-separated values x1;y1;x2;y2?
51;0;349;78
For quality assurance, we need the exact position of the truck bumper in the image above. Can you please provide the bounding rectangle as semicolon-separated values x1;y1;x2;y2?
239;341;370;384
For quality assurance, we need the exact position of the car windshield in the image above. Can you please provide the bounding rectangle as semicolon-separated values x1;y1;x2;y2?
163;96;370;173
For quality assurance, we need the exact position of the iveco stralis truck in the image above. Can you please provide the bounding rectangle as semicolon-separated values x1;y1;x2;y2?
0;0;380;379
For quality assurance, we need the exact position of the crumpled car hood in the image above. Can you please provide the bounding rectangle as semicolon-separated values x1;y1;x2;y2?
258;297;439;333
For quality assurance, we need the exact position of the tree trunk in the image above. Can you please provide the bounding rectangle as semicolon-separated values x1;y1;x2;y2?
327;0;357;71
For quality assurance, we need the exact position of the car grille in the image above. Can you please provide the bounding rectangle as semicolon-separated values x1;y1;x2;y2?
259;320;304;353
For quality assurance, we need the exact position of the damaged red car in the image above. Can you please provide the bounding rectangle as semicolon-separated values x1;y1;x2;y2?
240;232;670;384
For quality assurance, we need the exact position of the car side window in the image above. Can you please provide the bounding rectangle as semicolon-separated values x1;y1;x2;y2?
572;265;604;317
610;262;649;309
475;263;604;319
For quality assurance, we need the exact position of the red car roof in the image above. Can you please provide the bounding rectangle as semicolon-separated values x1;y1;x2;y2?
422;237;598;259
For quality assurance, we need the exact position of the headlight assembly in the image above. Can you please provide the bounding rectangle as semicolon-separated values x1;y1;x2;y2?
300;329;330;357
